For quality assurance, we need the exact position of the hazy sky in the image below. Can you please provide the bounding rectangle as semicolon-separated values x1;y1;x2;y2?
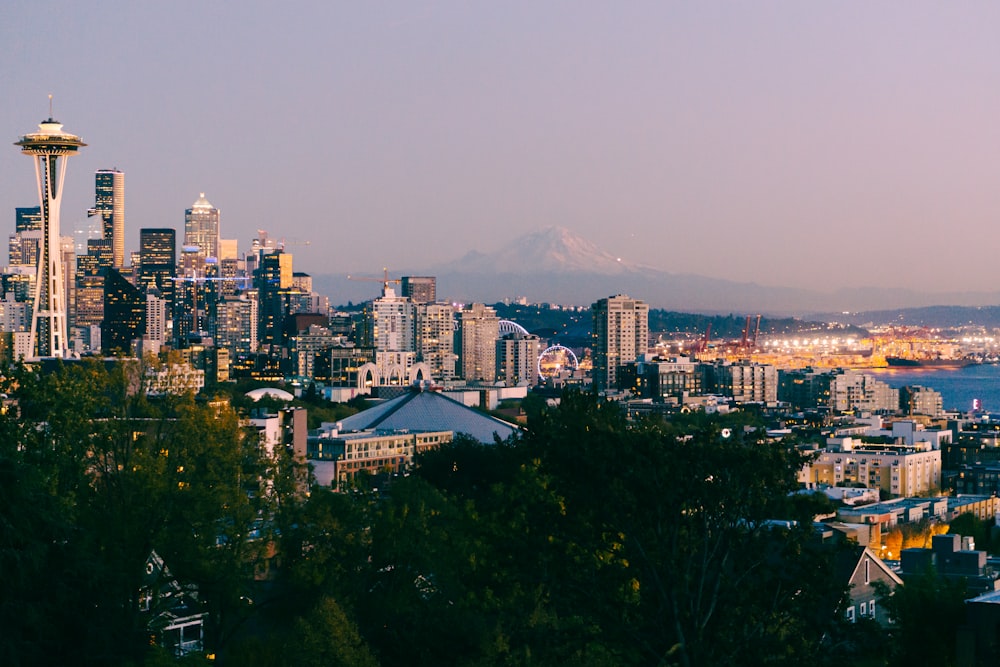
3;2;1000;294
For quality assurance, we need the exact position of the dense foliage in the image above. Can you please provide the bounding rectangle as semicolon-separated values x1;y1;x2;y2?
272;394;856;666
2;365;857;666
0;360;280;666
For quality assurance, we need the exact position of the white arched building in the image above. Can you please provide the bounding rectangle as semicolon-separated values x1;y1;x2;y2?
353;351;433;392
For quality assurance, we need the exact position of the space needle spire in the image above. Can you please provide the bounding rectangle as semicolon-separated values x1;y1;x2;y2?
14;100;86;358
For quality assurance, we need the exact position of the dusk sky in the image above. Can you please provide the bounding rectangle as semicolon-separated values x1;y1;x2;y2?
4;2;1000;295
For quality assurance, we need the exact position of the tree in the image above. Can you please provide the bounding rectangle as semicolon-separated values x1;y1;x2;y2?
878;572;967;667
948;512;991;553
0;360;284;665
522;391;841;666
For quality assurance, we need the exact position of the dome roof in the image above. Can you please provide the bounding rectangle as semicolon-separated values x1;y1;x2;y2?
245;387;294;402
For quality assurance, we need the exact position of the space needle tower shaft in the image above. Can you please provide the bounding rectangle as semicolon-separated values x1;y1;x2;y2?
14;100;86;358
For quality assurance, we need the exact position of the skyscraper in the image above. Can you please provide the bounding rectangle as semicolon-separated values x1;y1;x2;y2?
101;268;145;356
184;193;220;259
415;302;456;379
15;206;41;232
254;250;293;348
456;303;499;382
401;276;436;304
138;228;176;306
365;285;416;352
15;112;86;358
144;289;168;347
217;293;258;357
592;294;649;394
90;169;125;268
497;331;541;387
9;207;42;269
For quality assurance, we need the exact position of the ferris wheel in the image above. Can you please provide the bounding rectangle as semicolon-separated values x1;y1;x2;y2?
537;344;579;380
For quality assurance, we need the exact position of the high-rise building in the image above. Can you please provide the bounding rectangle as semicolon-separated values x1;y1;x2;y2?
15;207;41;232
292;272;312;293
9;230;41;269
60;235;74;332
10;208;43;269
497;331;541;387
218;238;241;297
0;294;31;333
415;302;456;380
254;250;293;348
144;289;168;347
101;268;145;356
172;246;210;348
456;303;499;382
592;294;649;394
709;361;778;404
90;169;125;268
1;273;33;303
184;193;220;259
290;323;336;379
364;285;415;353
72;238;113;328
139;228;176;270
15;114;86;358
900;385;944;418
401;276;436;305
138;228;177;306
217;293;259;357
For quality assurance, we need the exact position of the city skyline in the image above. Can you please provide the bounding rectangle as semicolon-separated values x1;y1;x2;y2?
5;3;1000;298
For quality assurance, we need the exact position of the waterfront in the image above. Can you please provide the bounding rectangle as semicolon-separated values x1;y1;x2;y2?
868;364;1000;413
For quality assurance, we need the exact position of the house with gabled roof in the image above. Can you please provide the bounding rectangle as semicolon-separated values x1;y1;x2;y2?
834;544;903;625
139;550;207;656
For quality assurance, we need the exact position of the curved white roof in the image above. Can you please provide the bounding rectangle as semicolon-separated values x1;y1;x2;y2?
245;387;294;402
336;389;519;444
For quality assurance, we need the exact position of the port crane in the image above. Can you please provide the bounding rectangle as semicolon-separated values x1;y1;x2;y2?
691;323;712;355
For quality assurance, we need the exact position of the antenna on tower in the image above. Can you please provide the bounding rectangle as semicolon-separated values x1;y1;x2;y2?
48;94;53;119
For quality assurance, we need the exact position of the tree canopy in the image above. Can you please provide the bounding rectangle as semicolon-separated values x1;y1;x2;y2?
3;372;852;666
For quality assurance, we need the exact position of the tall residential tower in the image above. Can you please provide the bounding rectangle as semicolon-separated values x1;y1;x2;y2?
15;113;86;358
592;294;648;394
90;169;125;268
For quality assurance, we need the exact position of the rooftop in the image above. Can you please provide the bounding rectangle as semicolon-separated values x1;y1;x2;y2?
336;386;519;444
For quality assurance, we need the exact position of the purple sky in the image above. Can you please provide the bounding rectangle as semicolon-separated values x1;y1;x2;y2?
3;2;1000;294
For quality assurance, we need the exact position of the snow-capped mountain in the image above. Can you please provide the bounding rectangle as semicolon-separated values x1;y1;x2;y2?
314;227;1000;315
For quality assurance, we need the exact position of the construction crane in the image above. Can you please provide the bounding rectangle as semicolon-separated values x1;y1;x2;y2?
278;238;311;251
347;267;401;294
254;229;311;252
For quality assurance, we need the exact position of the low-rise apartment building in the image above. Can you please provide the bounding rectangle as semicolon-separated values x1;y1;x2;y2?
801;437;941;497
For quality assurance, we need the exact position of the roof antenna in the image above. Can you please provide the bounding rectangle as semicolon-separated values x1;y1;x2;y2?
48;94;53;119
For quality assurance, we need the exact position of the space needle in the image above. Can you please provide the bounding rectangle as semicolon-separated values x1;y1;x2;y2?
14;97;86;358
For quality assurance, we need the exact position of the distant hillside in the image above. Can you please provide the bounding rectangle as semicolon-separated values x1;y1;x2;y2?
492;304;868;347
811;305;1000;328
646;312;869;339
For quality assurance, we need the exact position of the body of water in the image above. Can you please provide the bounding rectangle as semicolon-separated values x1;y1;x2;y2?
868;364;1000;413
